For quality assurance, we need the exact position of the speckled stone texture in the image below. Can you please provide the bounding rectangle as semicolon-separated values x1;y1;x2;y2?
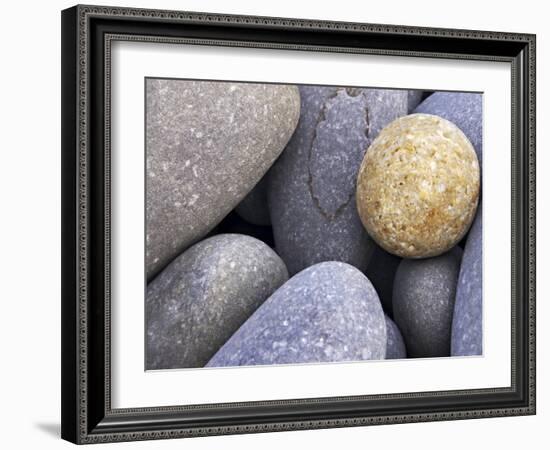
206;262;386;367
365;245;402;317
385;315;407;359
356;114;480;259
146;234;289;369
393;247;463;358
146;79;300;280
452;208;482;356
414;92;482;169
235;175;271;226
269;86;408;275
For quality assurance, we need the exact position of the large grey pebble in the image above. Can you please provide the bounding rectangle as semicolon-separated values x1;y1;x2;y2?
452;207;482;356
235;175;271;226
207;262;386;367
414;91;482;168
365;245;402;317
385;316;407;359
146;79;300;279
269;86;408;275
393;247;463;358
146;234;289;369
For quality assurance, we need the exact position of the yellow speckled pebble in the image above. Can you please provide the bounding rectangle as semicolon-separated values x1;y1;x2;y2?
356;113;480;258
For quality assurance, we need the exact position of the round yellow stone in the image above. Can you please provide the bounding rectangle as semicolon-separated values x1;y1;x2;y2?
356;113;480;259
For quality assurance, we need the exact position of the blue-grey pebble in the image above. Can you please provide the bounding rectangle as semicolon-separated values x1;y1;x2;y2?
385;315;407;359
393;247;463;358
269;86;408;275
146;234;288;369
414;91;482;168
451;207;482;356
365;245;402;317
235;175;271;226
206;262;387;367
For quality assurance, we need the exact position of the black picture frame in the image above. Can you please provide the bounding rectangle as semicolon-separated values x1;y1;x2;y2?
61;4;536;444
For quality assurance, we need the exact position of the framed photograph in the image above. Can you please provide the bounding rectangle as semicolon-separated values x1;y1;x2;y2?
61;4;536;444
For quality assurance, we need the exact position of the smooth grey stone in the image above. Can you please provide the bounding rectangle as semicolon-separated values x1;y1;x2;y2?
393;247;463;358
146;234;289;369
207;262;386;367
146;79;300;279
452;207;482;356
269;86;408;275
365;245;402;317
414;91;482;168
385;315;407;359
407;90;424;112
235;175;271;226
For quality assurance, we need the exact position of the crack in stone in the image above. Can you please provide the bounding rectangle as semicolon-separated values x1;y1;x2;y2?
365;100;371;139
306;89;370;221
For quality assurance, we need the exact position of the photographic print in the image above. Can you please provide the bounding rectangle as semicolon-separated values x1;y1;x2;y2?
145;79;482;370
61;6;535;443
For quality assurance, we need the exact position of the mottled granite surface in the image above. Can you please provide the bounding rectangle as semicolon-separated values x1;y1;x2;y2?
357;114;480;258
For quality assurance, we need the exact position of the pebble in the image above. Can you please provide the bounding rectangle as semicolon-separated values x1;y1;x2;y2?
393;247;463;357
356;113;480;258
146;234;288;369
207;262;387;367
451;207;483;356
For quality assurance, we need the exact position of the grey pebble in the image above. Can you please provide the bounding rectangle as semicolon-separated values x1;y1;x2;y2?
146;79;300;279
146;234;289;369
393;247;463;358
451;207;482;356
414;91;482;168
235;175;271;226
385;315;407;359
269;86;408;275
207;262;387;367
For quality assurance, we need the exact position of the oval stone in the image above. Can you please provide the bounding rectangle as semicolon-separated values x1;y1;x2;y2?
206;262;387;367
356;114;480;259
414;92;482;169
146;79;300;279
385;315;407;359
393;247;463;357
452;207;482;356
146;234;289;369
269;86;408;275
